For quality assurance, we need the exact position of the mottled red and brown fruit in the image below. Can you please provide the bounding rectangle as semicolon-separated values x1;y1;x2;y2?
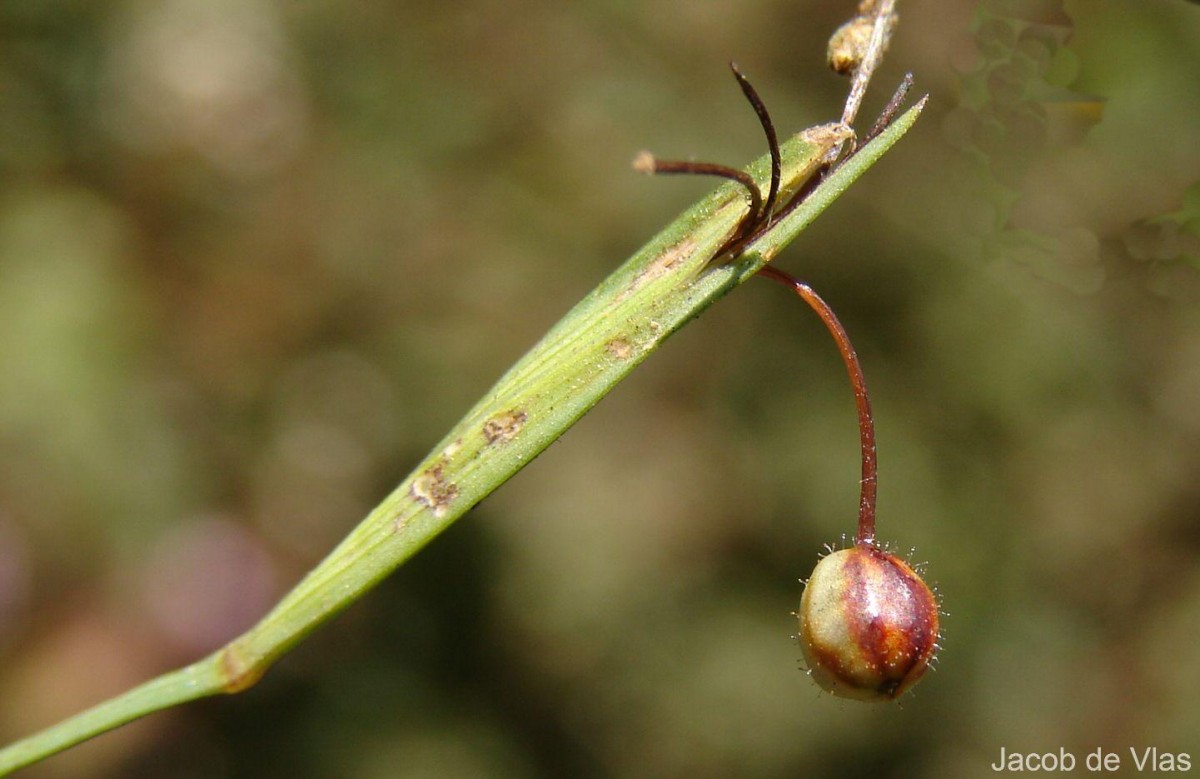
798;545;938;702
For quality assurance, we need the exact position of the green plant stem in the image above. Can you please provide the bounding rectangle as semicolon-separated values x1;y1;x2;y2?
0;99;924;776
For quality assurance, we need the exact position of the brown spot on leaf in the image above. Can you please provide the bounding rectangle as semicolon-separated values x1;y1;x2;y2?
622;238;699;301
605;338;634;360
483;409;527;445
410;462;459;518
441;438;463;458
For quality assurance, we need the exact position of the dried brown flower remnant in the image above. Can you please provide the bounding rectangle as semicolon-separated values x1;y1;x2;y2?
828;0;898;75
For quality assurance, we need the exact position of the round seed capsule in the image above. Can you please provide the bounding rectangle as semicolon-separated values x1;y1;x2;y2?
798;545;938;701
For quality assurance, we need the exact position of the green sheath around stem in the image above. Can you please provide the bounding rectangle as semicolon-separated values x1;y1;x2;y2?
0;98;924;775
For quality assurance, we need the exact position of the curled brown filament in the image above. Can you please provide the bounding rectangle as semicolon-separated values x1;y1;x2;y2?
633;62;783;246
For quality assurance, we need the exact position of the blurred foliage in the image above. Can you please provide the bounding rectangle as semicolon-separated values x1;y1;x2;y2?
1;0;1199;777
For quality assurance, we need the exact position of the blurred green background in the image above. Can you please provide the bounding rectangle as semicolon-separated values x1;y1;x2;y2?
2;0;1199;777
